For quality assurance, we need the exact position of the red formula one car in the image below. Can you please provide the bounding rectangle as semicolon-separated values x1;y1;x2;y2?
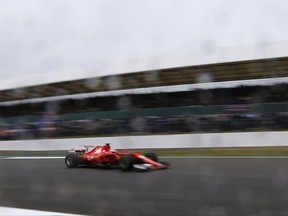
65;143;170;171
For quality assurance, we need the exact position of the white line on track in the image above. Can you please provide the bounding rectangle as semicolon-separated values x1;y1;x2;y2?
163;156;288;159
0;206;85;216
2;156;288;159
2;156;65;159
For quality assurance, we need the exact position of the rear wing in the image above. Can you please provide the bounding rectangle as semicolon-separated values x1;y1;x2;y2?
81;145;95;152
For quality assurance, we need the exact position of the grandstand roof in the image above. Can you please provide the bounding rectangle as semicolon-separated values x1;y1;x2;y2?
1;76;288;106
2;41;288;91
1;41;288;103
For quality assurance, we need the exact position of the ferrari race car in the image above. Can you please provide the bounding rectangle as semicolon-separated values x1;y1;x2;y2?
65;143;170;171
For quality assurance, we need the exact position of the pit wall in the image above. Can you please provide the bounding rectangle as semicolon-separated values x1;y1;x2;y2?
0;131;287;151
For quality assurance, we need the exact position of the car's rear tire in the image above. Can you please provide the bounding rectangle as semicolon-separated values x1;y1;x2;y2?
119;155;134;171
144;152;158;162
65;154;82;168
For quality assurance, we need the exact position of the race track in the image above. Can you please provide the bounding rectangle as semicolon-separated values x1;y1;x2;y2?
1;157;288;216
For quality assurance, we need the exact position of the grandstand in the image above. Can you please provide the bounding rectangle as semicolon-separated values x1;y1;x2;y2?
1;42;288;140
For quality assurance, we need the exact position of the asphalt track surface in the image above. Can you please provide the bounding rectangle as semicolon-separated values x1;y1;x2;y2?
1;158;288;216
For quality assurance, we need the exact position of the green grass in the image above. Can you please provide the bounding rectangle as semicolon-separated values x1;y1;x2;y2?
142;146;288;157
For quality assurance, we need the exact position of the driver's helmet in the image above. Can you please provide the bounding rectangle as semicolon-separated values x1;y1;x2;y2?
103;143;111;152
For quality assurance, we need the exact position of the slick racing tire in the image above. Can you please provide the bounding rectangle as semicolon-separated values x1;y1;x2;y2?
119;155;134;171
65;154;82;168
144;152;158;162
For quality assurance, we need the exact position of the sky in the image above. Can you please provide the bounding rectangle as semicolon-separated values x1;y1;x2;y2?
0;0;288;79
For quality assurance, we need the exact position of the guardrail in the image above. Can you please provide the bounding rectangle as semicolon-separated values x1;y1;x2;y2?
0;131;288;151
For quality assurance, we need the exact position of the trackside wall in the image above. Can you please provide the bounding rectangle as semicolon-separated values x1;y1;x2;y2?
0;131;287;151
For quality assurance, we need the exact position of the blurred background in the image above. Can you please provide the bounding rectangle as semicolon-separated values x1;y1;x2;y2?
2;1;288;216
1;60;288;140
0;0;288;140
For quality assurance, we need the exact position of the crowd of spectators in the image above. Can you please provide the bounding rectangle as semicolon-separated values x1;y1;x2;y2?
1;83;288;140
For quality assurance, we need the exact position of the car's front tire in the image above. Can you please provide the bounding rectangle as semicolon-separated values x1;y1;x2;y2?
144;152;158;162
119;155;134;171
